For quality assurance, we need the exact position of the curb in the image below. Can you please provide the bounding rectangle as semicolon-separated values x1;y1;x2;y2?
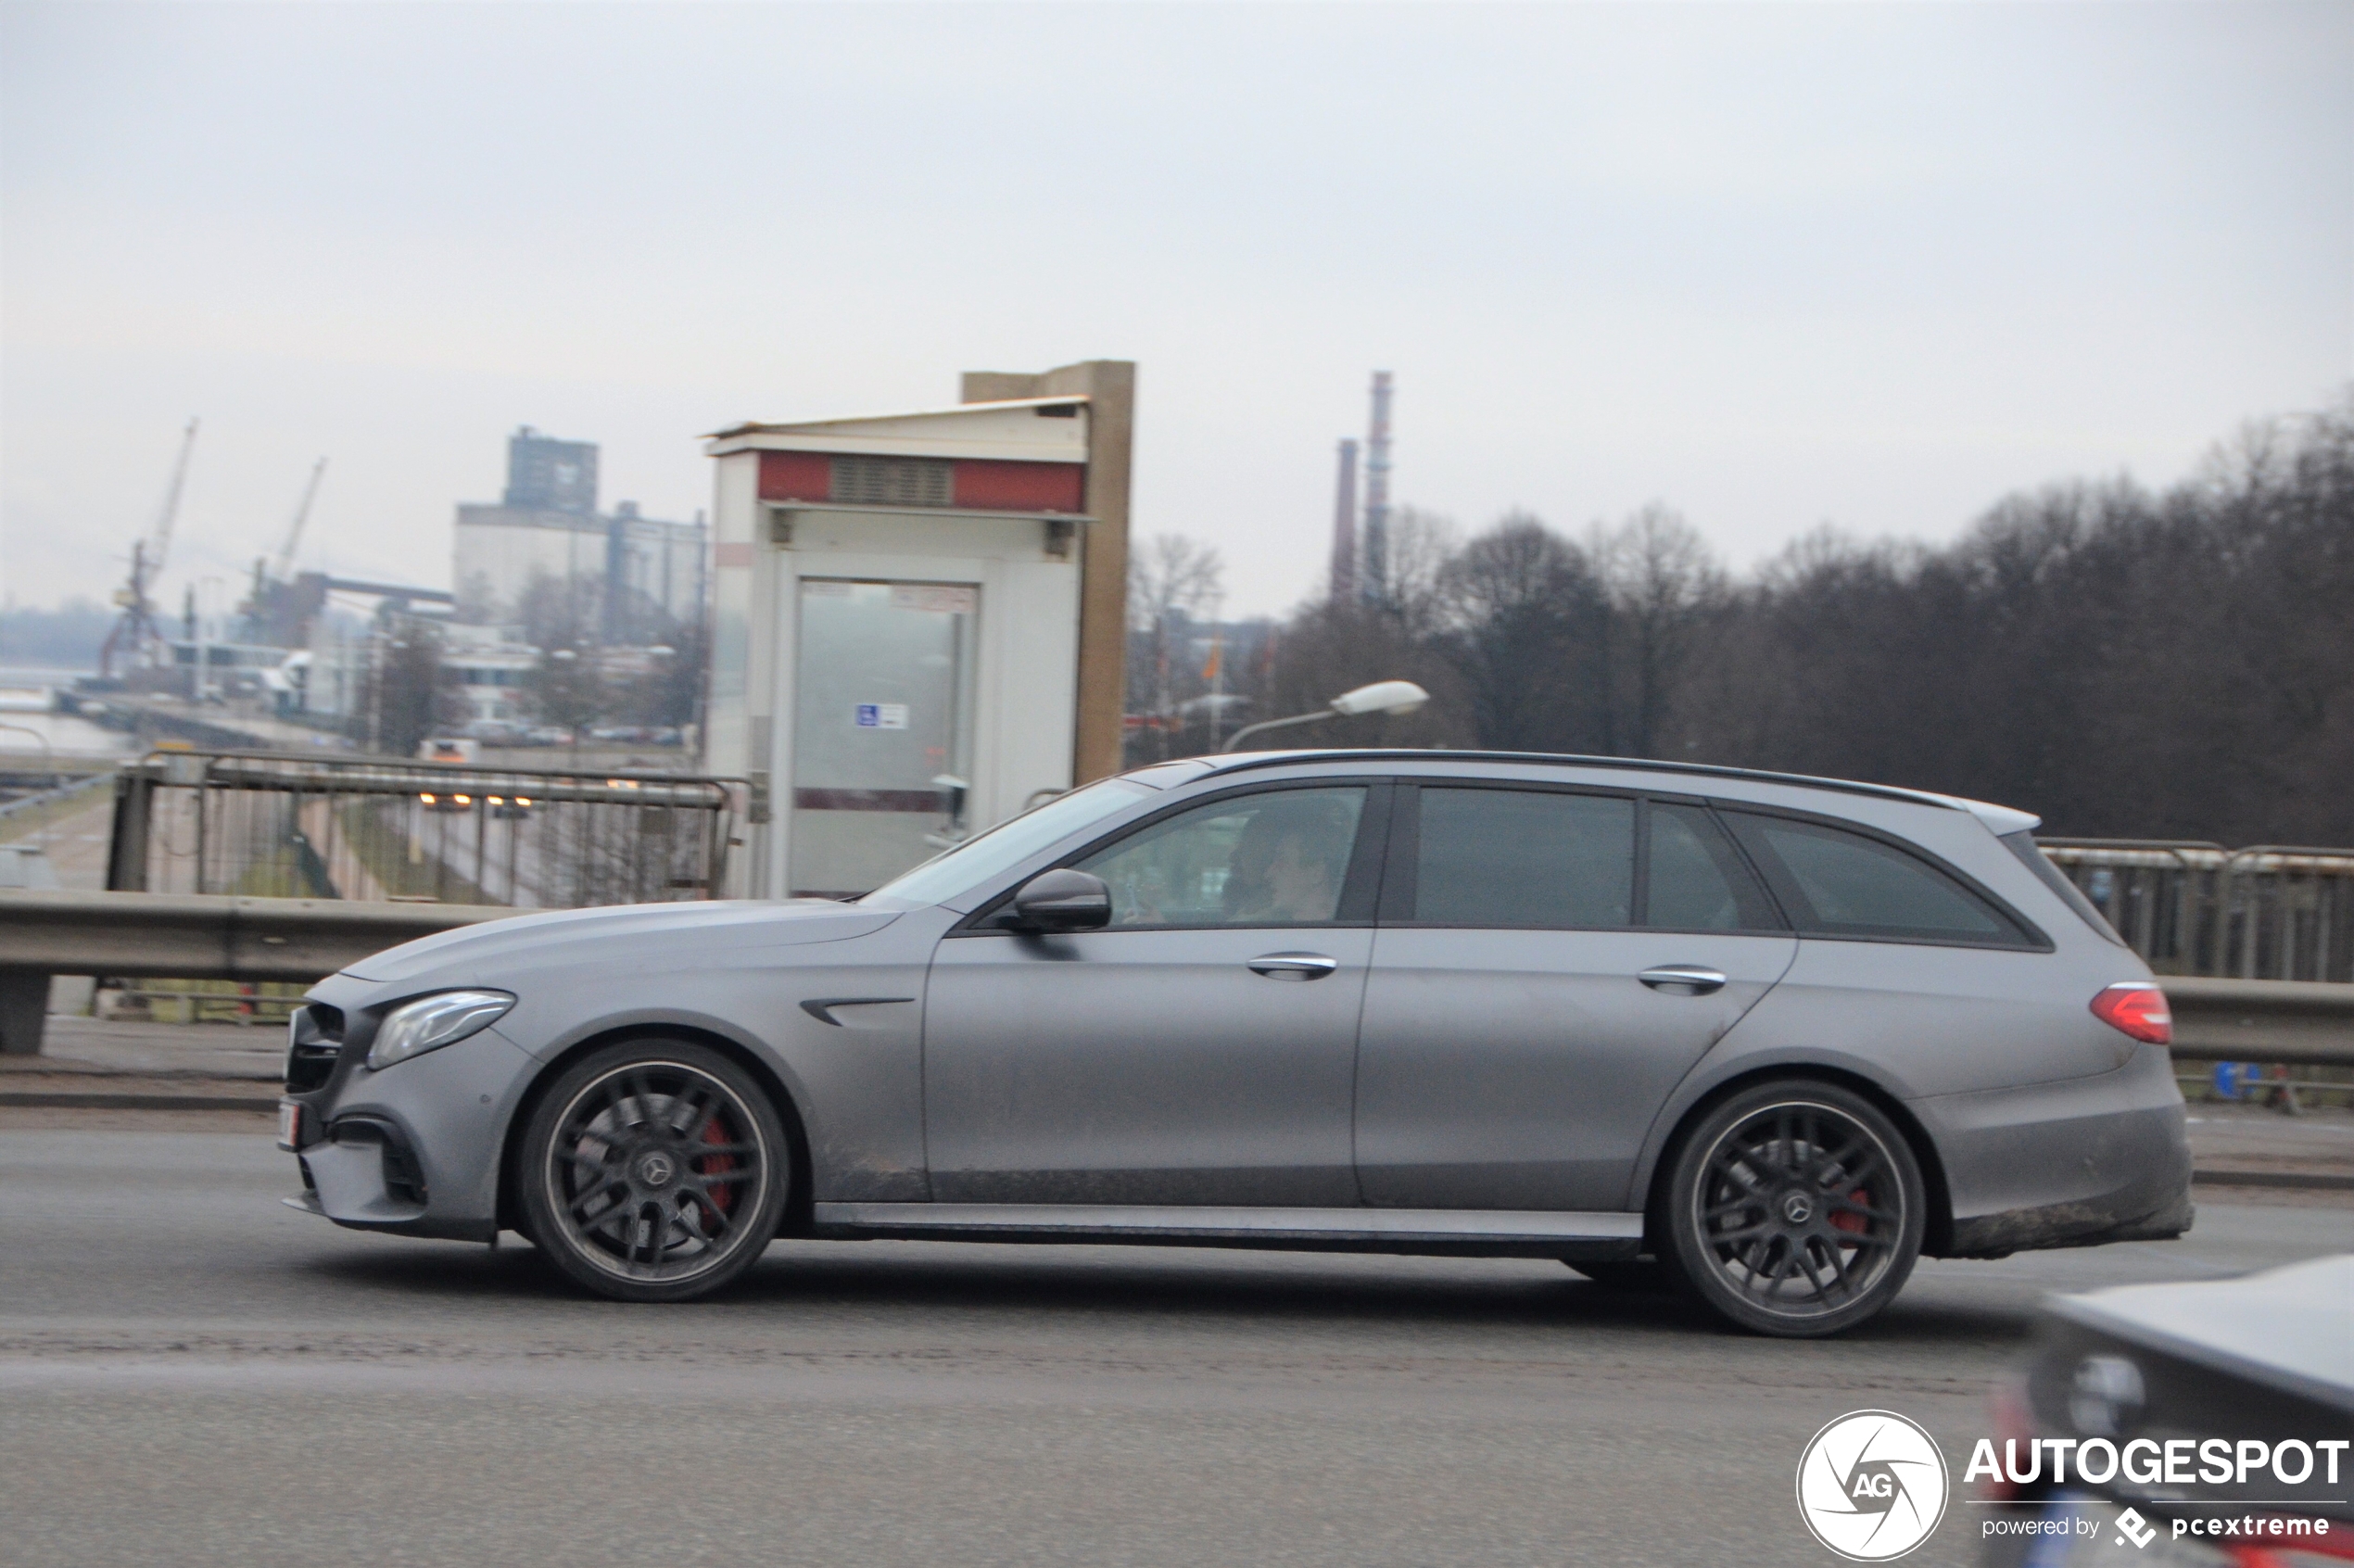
0;1092;278;1111
2193;1169;2354;1193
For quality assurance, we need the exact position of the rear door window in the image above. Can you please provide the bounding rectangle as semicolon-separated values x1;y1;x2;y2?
1645;803;1782;931
1410;789;1634;928
1722;811;2034;946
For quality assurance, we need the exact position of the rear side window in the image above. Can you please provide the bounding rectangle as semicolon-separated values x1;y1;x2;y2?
2000;830;2127;947
1646;803;1782;931
1413;788;1633;928
1723;812;2033;946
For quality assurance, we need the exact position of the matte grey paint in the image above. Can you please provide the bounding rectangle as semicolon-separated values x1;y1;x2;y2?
282;752;2190;1268
924;927;1372;1205
1356;929;1795;1209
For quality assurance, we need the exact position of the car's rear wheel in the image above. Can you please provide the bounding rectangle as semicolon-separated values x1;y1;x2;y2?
1663;1081;1924;1338
518;1041;788;1303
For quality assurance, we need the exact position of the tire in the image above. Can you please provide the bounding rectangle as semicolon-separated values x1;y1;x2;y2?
1662;1081;1925;1338
1562;1258;1674;1293
518;1040;790;1303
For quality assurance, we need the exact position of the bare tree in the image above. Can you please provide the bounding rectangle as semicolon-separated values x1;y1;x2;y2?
1126;534;1226;761
352;619;465;756
1381;506;1462;640
1436;512;1608;752
1591;504;1727;759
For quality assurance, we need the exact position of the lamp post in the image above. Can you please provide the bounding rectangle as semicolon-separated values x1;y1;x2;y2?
0;723;59;791
1218;680;1430;752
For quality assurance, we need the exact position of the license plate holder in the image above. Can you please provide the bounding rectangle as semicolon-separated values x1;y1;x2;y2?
277;1099;302;1152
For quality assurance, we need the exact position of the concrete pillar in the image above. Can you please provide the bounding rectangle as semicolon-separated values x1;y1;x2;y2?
961;360;1134;785
0;968;51;1056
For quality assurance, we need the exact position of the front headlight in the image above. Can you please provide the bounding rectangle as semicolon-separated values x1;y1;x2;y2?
366;990;514;1071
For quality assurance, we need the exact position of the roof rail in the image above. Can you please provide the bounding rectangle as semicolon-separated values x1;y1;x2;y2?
1190;748;1975;812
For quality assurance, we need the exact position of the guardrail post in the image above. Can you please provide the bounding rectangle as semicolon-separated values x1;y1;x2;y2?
105;764;153;892
0;967;51;1055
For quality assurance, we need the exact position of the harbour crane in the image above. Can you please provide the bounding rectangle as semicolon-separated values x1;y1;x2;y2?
268;457;325;586
97;418;198;680
243;457;327;640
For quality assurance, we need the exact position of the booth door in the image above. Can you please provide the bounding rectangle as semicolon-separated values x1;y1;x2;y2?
789;579;977;897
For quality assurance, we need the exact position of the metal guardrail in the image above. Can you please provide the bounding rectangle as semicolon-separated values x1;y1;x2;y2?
0;771;113;826
107;749;740;910
2163;976;2354;1065
0;888;513;1055
0;885;2347;1071
2041;840;2354;984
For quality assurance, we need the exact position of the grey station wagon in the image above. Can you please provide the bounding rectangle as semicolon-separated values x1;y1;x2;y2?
280;751;2193;1336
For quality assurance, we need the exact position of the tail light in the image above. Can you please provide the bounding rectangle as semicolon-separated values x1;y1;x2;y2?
2091;982;2171;1044
1981;1374;2031;1503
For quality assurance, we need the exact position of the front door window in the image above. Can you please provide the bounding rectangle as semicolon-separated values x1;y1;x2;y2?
1076;788;1367;928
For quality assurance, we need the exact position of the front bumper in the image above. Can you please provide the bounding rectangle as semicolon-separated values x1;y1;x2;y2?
284;1022;537;1243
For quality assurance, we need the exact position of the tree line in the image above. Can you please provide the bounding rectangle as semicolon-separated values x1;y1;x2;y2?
1127;396;2353;846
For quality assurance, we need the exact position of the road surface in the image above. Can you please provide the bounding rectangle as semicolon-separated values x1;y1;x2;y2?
1;1125;2345;1568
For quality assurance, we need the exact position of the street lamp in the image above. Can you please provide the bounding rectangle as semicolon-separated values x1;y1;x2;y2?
0;723;59;791
1219;679;1430;752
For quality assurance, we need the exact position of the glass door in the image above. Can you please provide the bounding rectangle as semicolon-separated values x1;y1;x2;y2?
789;579;978;897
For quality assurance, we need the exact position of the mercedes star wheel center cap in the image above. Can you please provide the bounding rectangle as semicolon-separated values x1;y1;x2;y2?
1782;1193;1815;1226
636;1151;677;1188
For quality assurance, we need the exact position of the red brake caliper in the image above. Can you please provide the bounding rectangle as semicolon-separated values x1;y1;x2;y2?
1830;1190;1869;1235
698;1114;737;1214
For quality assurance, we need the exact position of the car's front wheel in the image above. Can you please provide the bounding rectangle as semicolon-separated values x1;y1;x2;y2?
1663;1081;1924;1338
518;1041;789;1303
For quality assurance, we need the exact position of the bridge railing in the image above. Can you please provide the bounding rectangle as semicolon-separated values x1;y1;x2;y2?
106;749;740;910
2039;840;2354;984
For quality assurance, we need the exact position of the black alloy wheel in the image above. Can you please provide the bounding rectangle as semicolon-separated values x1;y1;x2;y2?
1664;1081;1924;1338
518;1041;789;1303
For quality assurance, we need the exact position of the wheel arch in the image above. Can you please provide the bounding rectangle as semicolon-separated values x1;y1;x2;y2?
1634;1063;1955;1259
495;1023;818;1242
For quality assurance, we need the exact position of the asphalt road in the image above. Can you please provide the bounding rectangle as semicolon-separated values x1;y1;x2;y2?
2;1127;2346;1568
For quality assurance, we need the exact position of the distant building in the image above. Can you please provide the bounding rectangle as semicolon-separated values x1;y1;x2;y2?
502;426;599;514
440;623;537;726
454;428;706;637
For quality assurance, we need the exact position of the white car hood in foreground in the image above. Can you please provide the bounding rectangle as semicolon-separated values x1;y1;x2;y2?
2049;1254;2354;1407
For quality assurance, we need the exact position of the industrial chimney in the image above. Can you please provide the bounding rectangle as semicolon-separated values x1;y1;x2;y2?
1361;372;1393;606
1330;438;1359;603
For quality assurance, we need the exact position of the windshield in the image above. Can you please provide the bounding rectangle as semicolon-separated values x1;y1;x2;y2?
863;778;1153;907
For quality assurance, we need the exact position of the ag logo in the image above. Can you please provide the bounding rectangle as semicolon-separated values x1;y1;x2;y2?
1796;1410;1950;1561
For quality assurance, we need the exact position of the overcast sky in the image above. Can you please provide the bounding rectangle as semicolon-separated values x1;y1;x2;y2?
3;1;2347;623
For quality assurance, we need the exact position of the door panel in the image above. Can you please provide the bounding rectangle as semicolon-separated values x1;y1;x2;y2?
922;783;1383;1208
1355;929;1794;1209
924;928;1371;1205
1353;786;1795;1212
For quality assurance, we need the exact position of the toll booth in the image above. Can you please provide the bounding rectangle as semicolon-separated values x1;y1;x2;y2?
702;361;1133;899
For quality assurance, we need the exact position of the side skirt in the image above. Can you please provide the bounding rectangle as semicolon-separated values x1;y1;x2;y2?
808;1203;1644;1260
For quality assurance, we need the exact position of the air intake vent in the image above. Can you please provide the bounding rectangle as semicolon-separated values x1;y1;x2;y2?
285;1004;344;1092
830;455;955;508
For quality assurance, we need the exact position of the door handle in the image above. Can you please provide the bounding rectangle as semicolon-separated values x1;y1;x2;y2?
1639;965;1728;995
1247;953;1338;981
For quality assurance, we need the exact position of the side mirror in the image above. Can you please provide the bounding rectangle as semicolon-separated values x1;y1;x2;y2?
1011;868;1112;933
